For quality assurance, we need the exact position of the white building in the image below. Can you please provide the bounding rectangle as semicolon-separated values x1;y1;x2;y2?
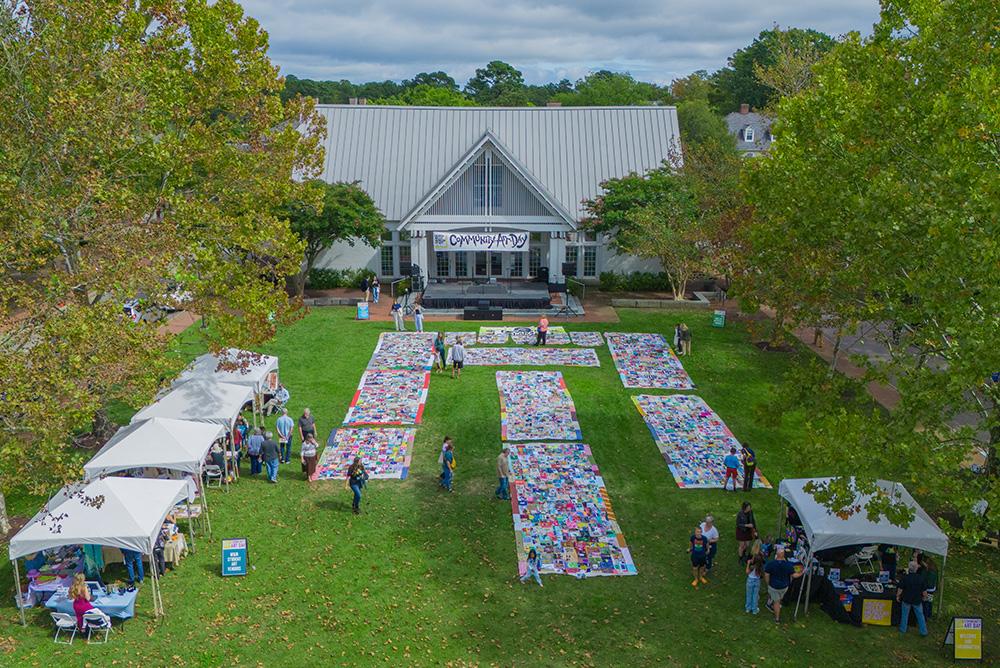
312;104;681;284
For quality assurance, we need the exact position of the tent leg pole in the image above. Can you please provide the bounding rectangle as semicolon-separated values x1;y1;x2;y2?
793;567;806;620
12;559;26;626
803;557;814;616
199;476;212;537
938;554;946;615
776;498;784;539
186;501;196;553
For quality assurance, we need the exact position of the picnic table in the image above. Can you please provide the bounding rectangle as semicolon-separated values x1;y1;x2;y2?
45;588;138;621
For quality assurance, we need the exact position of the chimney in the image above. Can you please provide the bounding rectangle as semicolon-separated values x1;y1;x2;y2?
546;101;562;108
348;97;358;105
740;103;750;114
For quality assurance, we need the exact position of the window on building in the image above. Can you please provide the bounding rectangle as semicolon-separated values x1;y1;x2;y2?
381;230;394;242
399;244;411;273
529;247;542;277
489;164;503;207
565;246;578;277
474;251;488;276
510;252;523;277
743;126;755;142
436;251;449;277
398;230;411;242
473;163;486;209
473;162;503;209
380;246;394;276
583;246;597;277
455;251;468;277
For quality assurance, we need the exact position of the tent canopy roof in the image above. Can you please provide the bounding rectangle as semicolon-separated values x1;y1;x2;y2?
130;378;252;430
778;477;949;556
174;348;278;391
9;477;194;560
83;417;225;479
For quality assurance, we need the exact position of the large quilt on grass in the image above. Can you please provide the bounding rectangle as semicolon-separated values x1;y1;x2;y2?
314;428;416;480
496;371;582;441
367;332;437;370
605;332;694;389
508;442;636;577
465;347;600;367
632;394;771;489
343;369;430;425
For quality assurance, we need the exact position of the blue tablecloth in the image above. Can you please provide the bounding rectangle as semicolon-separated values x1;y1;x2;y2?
44;590;138;621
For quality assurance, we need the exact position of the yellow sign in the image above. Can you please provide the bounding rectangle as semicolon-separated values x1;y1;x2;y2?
954;617;983;660
861;598;893;626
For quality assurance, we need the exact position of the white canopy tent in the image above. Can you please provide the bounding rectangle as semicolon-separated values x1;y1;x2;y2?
131;379;253;480
9;477;195;625
778;478;950;619
83;417;226;539
173;349;279;427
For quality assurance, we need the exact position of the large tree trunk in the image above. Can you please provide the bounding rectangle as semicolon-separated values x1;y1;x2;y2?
0;490;10;536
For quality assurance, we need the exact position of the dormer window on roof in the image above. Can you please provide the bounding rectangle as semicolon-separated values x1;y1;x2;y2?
743;126;755;142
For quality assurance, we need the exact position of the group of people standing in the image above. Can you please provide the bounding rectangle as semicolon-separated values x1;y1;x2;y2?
391;301;423;332
673;323;692;356
229;406;320;484
432;332;465;378
361;275;381;303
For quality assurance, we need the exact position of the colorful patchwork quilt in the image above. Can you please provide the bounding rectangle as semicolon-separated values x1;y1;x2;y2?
443;331;477;346
632;394;771;489
568;331;604;347
605;332;694;389
343;369;430;425
367;332;437;370
314;428;416;480
465;347;600;367
508;442;637;577
508;326;570;345
477;327;510;345
497;371;582;441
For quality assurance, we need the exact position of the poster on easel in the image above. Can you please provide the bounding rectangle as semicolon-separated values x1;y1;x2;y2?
944;617;983;661
357;302;370;320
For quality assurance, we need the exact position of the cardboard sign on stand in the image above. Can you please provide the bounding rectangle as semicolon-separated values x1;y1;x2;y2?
944;617;983;661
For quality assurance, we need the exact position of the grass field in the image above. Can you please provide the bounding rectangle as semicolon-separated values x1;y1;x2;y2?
2;307;997;667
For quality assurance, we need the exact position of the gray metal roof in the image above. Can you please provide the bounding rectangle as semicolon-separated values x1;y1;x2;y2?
315;105;682;221
724;110;773;155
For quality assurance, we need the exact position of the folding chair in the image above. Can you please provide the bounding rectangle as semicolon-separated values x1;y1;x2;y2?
50;612;77;644
83;610;112;644
203;465;224;490
844;545;879;574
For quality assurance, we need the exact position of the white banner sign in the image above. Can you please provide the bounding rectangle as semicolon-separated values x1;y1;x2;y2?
432;232;529;252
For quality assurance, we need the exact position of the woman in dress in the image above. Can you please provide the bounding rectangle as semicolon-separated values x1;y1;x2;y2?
433;332;447;373
736;501;757;564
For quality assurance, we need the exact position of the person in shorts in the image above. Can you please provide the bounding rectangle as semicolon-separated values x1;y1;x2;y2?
688;525;709;588
451;338;465;379
764;546;801;623
723;447;741;492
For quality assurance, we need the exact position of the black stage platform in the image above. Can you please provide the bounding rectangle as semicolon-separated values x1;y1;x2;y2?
421;281;551;310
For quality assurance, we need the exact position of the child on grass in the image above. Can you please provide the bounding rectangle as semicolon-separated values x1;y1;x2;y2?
520;548;543;587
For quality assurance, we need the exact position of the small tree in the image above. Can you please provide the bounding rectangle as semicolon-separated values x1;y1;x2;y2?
287;180;385;296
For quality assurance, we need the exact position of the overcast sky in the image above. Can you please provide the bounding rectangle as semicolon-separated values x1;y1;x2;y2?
243;0;881;85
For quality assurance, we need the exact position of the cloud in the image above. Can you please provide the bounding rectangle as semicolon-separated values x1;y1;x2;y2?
243;0;880;84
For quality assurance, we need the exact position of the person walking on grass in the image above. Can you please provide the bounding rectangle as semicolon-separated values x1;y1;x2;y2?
413;304;424;332
700;515;720;573
520;547;543;587
298;408;316;449
673;323;682;352
745;552;764;614
723;447;741;492
346;456;369;514
535;316;549;346
391;300;405;331
689;525;709;587
450;338;465;379
246;427;264;476
764;546;801;624
496;446;511;500
741;443;757;491
261;431;280;483
679;323;692;356
433;332;447;373
300;434;319;481
276;408;294;464
440;442;455;492
736;501;757;564
897;562;929;636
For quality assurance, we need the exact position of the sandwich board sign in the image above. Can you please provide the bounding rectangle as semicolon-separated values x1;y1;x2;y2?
944;617;983;661
222;538;248;577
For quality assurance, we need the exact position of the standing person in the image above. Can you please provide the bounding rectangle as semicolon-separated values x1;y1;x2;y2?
246;427;264;475
346;456;368;514
438;436;452;483
680;323;692;356
896;562;929;636
261;431;280;483
433;332;447;373
297;408;316;449
120;548;144;585
520;548;543;587
300;433;319;481
440;442;455;492
741;443;757;491
735;501;758;564
764;546;801;624
276;408;294;464
878;544;898;580
673;323;682;352
495;446;511;500
745;552;764;614
391;300;405;331
362;275;370;302
723;447;741;492
689;525;709;587
371;275;380;303
450;338;465;379
534;316;549;345
81;544;105;587
231;419;244;470
921;556;938;619
413;304;424;332
700;515;720;573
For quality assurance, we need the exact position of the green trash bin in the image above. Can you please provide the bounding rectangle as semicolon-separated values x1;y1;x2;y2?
712;309;726;328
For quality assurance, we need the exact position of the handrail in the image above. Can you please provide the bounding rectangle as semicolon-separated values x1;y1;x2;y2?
567;277;586;303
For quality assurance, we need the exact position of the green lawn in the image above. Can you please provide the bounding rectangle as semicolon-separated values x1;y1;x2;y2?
2;307;996;667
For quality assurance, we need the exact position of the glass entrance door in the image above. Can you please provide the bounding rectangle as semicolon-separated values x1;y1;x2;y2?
489;252;502;277
475;251;504;277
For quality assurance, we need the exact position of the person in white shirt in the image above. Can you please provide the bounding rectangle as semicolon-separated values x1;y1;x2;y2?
450;339;465;379
700;515;720;573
